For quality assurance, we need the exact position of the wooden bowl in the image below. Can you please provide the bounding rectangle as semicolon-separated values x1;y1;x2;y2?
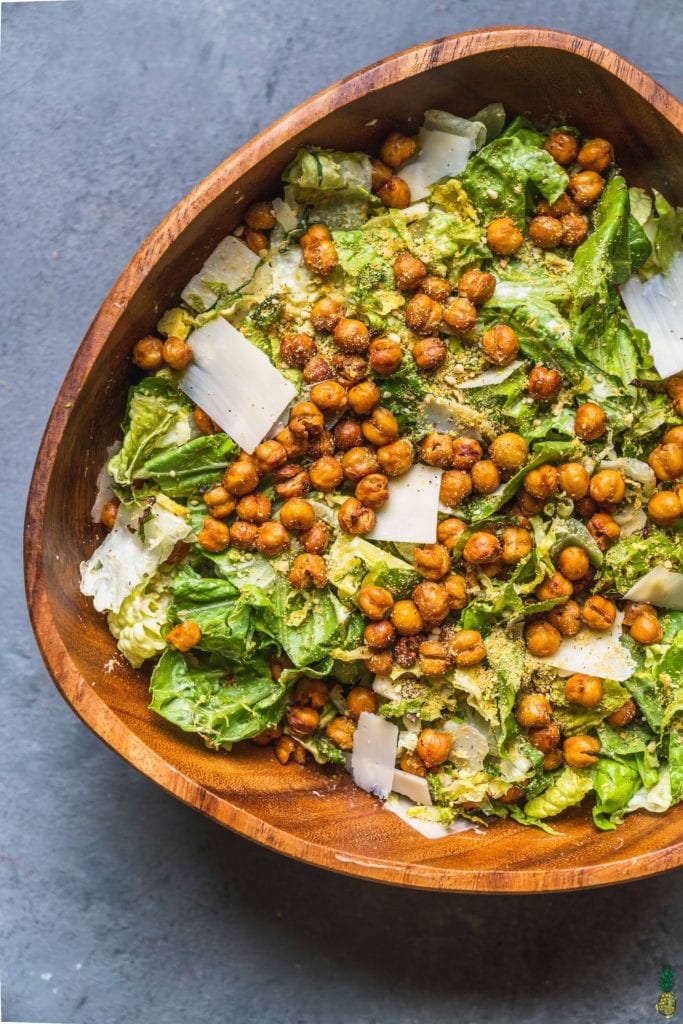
25;27;683;892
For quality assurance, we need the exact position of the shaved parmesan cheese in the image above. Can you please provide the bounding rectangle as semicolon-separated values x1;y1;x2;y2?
271;245;316;304
384;795;479;838
457;361;524;389
421;395;486;438
620;254;683;378
423;108;487;149
392;769;432;806
534;613;635;681
90;441;121;523
614;507;647;537
368;465;442;543
272;197;298;232
399;129;474;201
351;712;398;800
179;318;296;453
181;235;259;312
444;722;489;772
624;567;683;609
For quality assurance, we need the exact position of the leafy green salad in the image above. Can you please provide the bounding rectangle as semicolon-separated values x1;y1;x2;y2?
81;104;683;834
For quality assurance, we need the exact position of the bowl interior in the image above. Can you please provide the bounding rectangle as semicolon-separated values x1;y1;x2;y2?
28;30;683;891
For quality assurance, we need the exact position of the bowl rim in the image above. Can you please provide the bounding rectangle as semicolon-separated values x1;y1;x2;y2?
24;26;683;893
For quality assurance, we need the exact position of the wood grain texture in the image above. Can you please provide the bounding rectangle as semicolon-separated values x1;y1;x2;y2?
24;27;683;893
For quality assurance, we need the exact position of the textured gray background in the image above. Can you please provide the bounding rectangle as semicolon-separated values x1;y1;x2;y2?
2;2;683;1022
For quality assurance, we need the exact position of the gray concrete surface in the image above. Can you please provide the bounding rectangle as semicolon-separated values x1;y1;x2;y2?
2;2;683;1022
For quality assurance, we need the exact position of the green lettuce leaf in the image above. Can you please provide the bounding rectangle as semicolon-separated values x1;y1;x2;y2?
569;176;632;315
282;147;373;229
524;766;594;819
621;612;683;732
107;571;174;668
601;531;683;594
374;358;426;435
108;377;192;487
464;439;576;523
140;433;238;497
551;678;632;736
327;535;418;602
592;755;642;830
630;186;683;279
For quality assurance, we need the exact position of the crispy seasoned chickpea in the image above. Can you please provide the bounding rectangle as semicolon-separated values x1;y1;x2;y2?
325;715;356;751
529;215;563;249
528;365;562;403
486;217;524;256
132;335;163;370
293;678;329;709
414;543;451;581
648;490;683;526
251;724;283;746
369;337;403;376
256;520;291;555
279;497;315;533
400;751;427;777
590;469;626;504
333;353;368;387
364;619;396;650
245;200;276;230
100;498;120;529
390;599;424;636
370;158;393;192
650;443;683;482
361;408;399;447
666;374;683;416
166;620;202;652
287;705;320;737
536;570;573;603
275;426;308;459
557;545;590;581
290;553;327;589
366;651;393;674
279;332;316;369
447;629;487;666
416;728;452;768
568;170;605;207
528;722;561;753
300;224;331;247
623;600;657;628
524;464;559;500
448;437;482;471
463;531;503;565
490;432;528;471
516;490;545;516
299;520;330;555
309;380;347;416
393;251;427;291
333;317;370;354
309;297;342;334
558;462;590;500
197;516;230;552
254;439;288;471
412;336;447;372
516;693;552;728
443;297;477;333
333;418;363;451
421;432;453;468
502;526;533;565
274;465;310;499
471;459;500;494
443;572;468;610
341;446;380;481
303;238;338;277
307;429;335;460
274;735;302;764
358;586;393;623
346;686;378;720
412;581;451;625
543;748;565;771
536;193;579;217
162;336;193;370
421;275;452;303
574;402;608;441
630;612;663;645
236;492;271;524
194;407;219;435
482;324;520;366
563;735;601;768
664;426;683;449
498;785;527;804
419;641;451;676
355;472;390;509
338;497;375;535
565;673;604;709
304;354;335;385
245;228;268;255
376;438;413;478
309;454;344;492
405;293;443;335
224;456;260;496
457;268;496;306
544;129;579;166
577;137;614;173
394;634;422;668
229;521;258;551
581;595;616;631
348;380;380;416
380;131;417;167
208;500;236;520
525;620;562;657
377;176;411;208
606;698;637;729
561;213;589;247
291;400;325;437
440;470;473;509
437;517;468;552
587;512;621;551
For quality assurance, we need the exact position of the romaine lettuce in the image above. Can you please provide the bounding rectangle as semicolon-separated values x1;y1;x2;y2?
108;377;193;488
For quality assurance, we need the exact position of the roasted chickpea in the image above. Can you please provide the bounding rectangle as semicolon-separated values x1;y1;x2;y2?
416;728;452;768
229;521;258;551
310;296;343;333
300;223;331;248
528;365;562;403
502;526;533;565
564;673;604;709
244;200;276;231
414;543;451;581
524;464;559;500
525;620;562;657
419;641;451;676
132;335;163;370
370;158;393;191
577;137;614;173
338;497;375;535
290;400;325;437
457;268;496;306
581;595;616;631
358;586;394;622
664;426;683;449
366;651;393;675
439;470;473;509
307;429;335;460
443;572;468;610
348;380;380;416
369;337;403;376
630;612;663;645
162;336;193;370
274;426;308;459
557;545;590;582
529;722;561;753
390;600;424;636
544;129;579;166
490;432;528;472
405;293;443;335
361;408;400;447
543;748;565;771
308;454;343;493
648;490;683;526
299;520;330;555
393;251;427;291
574;402;608;441
587;512;621;551
256;520;291;555
536;193;579;217
589;469;626;504
100;498;120;529
279;497;315;533
529;215;563;249
462;531;503;566
194;407;219;435
293;678;329;709
342;446;380;481
166;620;202;652
325;716;356;751
471;459;500;494
254;439;287;471
380;131;417;168
666;374;683;416
486;217;524;256
274;735;305;764
421;275;452;303
197;516;230;552
290;553;327;589
437;517;468;552
333;418;363;451
516;490;545;516
412;337;447;372
536;570;573;604
606;699;637;729
364;620;396;650
333;317;370;354
308;380;347;416
346;686;378;720
498;785;527;805
244;228;268;255
449;437;483;471
377;438;414;477
561;213;589;247
377;176;411;208
355;472;390;509
287;705;320;737
447;629;487;666
251;724;283;747
236;493;271;525
274;465;311;499
650;443;683;482
394;634;422;668
333;353;368;387
558;462;590;500
400;751;427;777
623;601;658;628
563;735;601;768
208;500;237;520
443;297;477;333
568;170;605;207
421;432;453;468
482;324;520;366
516;693;552;729
412;581;451;625
304;238;338;277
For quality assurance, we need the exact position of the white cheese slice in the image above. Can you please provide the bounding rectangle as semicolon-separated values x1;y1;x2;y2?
271;245;316;304
368;465;442;544
179;318;296;454
624;567;683;609
534;612;635;681
351;711;398;800
391;769;432;806
620;254;683;379
399;129;474;201
181;235;260;312
272;197;298;232
383;795;479;838
457;360;524;389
